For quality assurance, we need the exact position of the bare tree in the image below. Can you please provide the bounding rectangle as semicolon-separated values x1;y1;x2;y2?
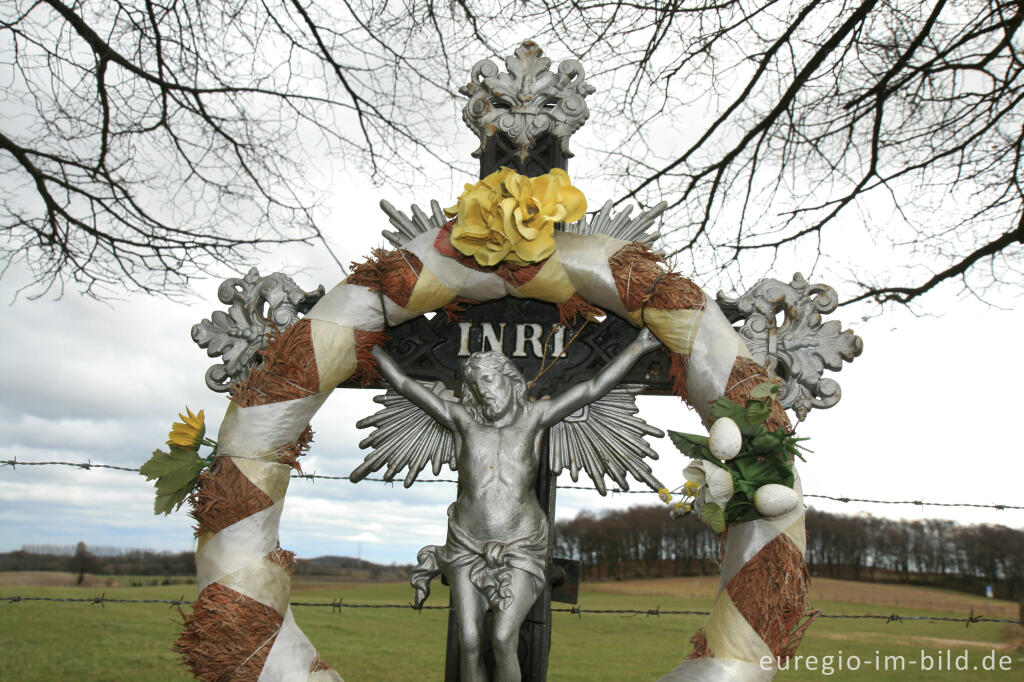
0;0;464;297
71;541;93;584
3;1;1021;308
517;0;1024;309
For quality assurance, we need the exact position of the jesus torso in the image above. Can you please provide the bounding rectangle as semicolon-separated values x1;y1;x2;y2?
451;403;548;542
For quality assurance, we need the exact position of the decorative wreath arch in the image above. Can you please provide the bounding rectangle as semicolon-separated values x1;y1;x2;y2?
177;221;811;681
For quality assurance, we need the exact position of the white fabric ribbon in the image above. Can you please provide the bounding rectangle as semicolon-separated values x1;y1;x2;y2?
197;501;284;592
258;608;344;682
218;394;330;458
659;657;776;682
381;295;422;326
217;557;292;615
686;296;748;424
552;232;631;320
405;230;506;301
307;283;386;331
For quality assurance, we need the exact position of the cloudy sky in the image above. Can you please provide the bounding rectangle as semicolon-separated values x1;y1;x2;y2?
1;158;1021;568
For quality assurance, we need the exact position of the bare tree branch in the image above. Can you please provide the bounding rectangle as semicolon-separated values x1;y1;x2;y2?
2;0;1022;311
842;213;1024;306
0;0;462;297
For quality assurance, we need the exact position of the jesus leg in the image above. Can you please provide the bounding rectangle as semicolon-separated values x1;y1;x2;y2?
490;570;542;682
450;569;488;682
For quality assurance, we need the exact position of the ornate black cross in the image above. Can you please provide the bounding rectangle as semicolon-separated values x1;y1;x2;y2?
379;41;666;681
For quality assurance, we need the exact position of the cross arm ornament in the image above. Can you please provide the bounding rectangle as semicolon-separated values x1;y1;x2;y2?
716;272;864;421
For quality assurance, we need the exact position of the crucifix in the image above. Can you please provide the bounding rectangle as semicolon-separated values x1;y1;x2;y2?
346;42;673;681
371;329;660;681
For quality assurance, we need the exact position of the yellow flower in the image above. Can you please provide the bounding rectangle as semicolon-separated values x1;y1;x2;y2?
683;480;701;497
446;167;586;266
658;487;672;503
669;501;693;519
167;407;206;450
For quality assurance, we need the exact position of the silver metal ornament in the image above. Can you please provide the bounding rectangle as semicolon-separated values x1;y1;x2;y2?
461;40;595;162
191;268;324;392
717;272;863;420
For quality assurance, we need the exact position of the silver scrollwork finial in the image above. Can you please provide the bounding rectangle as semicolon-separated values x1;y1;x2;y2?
460;40;595;162
717;273;864;421
191;268;325;392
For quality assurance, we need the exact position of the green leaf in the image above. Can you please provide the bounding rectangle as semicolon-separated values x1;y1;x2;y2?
731;476;761;500
700;502;727;533
780;435;812;462
744;399;773;426
710;396;746;423
668;431;711;459
139;448;170;479
726;497;761;523
711;396;762;436
139;446;206;516
732;453;794;489
751;431;784;454
153;488;192;517
750;382;780;399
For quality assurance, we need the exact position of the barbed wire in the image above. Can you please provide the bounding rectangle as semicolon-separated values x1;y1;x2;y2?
4;594;192;606
3;595;1019;625
799;494;1022;510
4;458;1023;511
0;459;141;473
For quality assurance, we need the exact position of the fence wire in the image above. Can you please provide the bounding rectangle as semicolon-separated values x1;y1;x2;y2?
3;594;1020;625
4;458;1022;511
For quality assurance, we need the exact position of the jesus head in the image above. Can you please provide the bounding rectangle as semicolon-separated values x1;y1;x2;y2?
460;352;528;422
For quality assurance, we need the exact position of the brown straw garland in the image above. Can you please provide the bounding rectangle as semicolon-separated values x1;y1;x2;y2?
176;239;807;678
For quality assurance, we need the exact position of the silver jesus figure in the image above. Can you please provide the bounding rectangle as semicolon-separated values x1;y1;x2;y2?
371;327;661;682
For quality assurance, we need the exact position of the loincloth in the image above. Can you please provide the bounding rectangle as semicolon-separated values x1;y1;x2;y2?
412;503;547;611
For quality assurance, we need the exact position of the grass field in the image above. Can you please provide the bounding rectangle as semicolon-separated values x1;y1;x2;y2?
0;573;1020;680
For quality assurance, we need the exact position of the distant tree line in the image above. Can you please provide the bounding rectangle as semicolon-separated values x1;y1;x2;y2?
1;545;410;581
555;506;723;581
293;555;412;582
555;507;1024;599
1;545;196;577
21;544;134;557
802;509;1023;599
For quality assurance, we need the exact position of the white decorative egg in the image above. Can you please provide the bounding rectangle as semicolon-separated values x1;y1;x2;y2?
708;417;742;460
753;484;800;517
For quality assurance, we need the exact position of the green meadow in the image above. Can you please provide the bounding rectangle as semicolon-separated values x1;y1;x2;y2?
0;574;1019;680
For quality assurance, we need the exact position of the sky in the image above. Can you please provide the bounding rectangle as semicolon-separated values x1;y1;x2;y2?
1;161;1021;567
0;32;1021;566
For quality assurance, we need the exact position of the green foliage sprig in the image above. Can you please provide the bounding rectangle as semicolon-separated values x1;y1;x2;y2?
667;383;809;531
139;407;216;515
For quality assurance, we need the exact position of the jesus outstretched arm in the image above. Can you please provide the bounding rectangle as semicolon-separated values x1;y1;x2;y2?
371;345;459;430
538;326;662;429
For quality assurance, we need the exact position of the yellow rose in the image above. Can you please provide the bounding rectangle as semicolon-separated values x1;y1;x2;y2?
446;167;586;266
444;167;517;219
